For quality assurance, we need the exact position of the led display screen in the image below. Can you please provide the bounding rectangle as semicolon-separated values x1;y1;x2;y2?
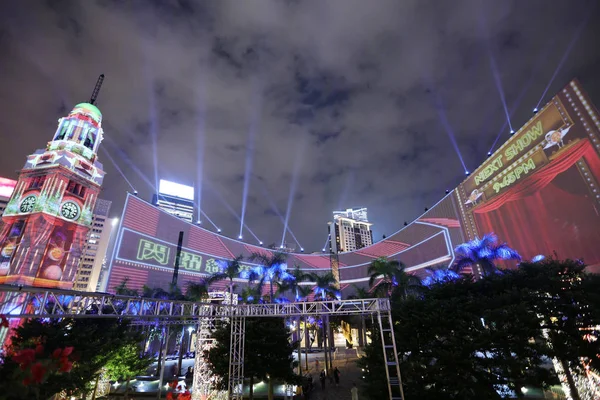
158;179;194;201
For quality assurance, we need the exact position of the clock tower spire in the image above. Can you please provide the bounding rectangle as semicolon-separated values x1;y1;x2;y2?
0;76;107;288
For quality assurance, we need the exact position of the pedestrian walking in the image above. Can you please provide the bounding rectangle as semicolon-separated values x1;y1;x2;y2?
333;367;340;386
319;370;326;390
351;382;359;400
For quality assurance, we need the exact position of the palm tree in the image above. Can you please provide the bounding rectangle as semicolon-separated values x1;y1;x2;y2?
367;257;421;298
347;284;371;348
451;233;521;277
287;265;312;301
421;267;461;286
186;280;210;301
311;271;340;300
207;255;244;299
249;251;289;302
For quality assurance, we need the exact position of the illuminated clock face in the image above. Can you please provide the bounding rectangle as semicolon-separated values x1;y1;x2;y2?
19;195;37;213
60;201;80;220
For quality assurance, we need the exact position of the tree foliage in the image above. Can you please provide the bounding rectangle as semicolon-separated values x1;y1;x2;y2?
206;317;299;399
0;317;148;400
359;259;600;399
451;233;521;276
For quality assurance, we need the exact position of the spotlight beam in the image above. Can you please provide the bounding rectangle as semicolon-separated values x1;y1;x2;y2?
322;235;330;252
199;209;219;231
534;9;594;110
487;39;555;153
99;147;135;191
208;183;261;243
103;135;156;192
434;93;468;173
240;82;263;239
281;140;305;247
257;181;303;250
486;47;513;133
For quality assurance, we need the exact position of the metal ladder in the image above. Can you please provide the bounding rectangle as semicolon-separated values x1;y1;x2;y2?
377;310;405;400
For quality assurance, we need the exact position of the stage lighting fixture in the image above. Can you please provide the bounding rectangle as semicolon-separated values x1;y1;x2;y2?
300;248;304;252
238;235;243;239
404;221;408;226
533;107;538;114
217;228;222;233
487;151;492;156
510;129;515;135
259;241;263;245
424;207;428;212
280;245;284;249
465;171;470;176
445;189;450;194
133;190;138;196
197;220;202;224
322;248;326;252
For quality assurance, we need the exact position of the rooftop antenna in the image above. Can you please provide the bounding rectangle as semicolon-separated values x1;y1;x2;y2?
89;74;105;105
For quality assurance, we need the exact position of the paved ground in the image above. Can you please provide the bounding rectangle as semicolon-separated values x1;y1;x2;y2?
303;353;366;400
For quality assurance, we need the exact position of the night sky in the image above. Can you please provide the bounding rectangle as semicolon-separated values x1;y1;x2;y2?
1;1;599;252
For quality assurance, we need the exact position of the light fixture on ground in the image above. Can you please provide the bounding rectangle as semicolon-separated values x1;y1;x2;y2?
133;190;138;196
465;170;470;175
322;248;326;252
487;151;492;156
510;129;515;135
197;220;202;224
300;248;304;252
259;241;263;245
238;235;242;239
533;107;538;113
217;228;221;233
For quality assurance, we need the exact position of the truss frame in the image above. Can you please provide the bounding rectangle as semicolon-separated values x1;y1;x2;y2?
0;286;403;400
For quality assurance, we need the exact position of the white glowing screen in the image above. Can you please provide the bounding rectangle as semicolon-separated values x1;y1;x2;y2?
158;179;194;201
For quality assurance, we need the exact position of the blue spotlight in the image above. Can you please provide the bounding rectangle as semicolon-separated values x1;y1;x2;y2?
300;248;304;252
217;228;222;233
133;190;138;196
103;136;156;192
197;220;202;224
280;245;284;249
533;107;539;114
259;241;263;245
465;171;470;176
322;248;326;252
487;151;492;156
510;129;515;135
445;189;450;194
238;235;243;240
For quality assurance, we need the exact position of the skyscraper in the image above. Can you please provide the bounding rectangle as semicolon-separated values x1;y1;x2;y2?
0;79;107;289
73;198;112;291
152;179;195;223
328;208;373;253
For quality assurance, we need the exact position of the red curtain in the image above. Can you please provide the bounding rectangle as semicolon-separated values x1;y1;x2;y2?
473;139;600;266
474;140;593;213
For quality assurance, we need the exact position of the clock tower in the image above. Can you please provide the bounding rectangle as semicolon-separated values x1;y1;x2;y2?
0;76;107;289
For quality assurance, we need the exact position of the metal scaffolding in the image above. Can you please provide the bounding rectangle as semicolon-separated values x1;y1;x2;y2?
0;285;404;400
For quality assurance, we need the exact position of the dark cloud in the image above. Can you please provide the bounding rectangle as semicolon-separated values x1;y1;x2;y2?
0;0;599;251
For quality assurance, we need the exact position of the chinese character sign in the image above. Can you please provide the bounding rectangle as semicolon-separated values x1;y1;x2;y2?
136;239;170;265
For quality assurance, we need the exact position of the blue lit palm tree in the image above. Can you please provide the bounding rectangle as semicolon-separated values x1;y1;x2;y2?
451;233;521;277
207;255;244;299
249;251;289;302
421;267;461;286
311;271;340;300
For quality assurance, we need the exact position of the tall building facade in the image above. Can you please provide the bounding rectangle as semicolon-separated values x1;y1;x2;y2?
0;178;17;216
0;101;106;289
328;208;373;253
73;198;112;291
152;179;195;223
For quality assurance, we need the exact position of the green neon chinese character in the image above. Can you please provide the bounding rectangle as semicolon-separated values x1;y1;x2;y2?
181;251;202;271
137;239;170;265
205;258;221;274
